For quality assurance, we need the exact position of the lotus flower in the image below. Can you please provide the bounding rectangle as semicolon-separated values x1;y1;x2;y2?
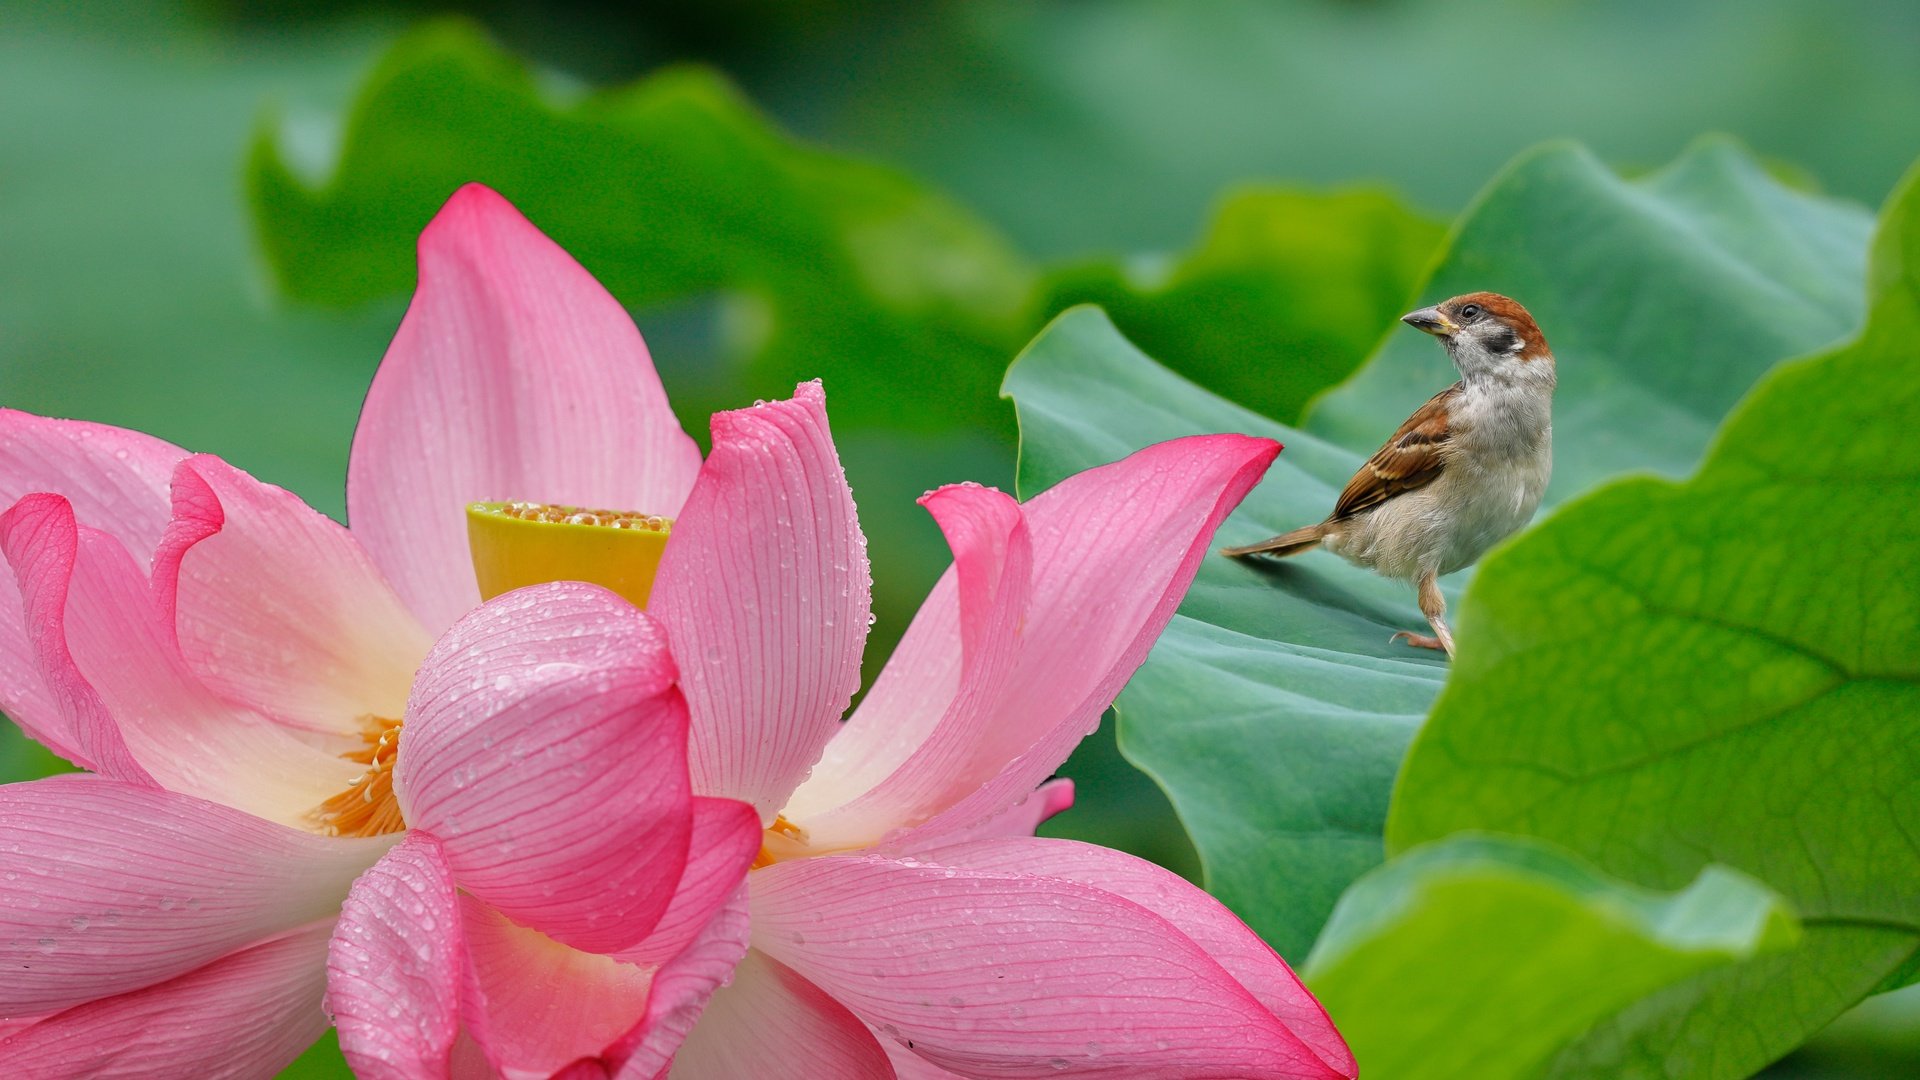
0;184;1353;1078
0;187;765;1074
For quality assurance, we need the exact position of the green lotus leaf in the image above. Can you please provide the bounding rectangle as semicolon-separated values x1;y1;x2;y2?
1302;834;1798;1079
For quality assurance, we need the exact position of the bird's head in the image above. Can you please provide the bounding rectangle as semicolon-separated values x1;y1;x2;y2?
1400;292;1553;382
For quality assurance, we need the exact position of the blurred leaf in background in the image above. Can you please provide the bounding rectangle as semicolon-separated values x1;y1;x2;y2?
210;0;1920;257
1004;137;1873;961
781;0;1920;254
248;20;1038;436
1041;188;1444;423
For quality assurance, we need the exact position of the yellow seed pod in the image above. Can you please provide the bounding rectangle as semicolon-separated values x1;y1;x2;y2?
465;501;672;609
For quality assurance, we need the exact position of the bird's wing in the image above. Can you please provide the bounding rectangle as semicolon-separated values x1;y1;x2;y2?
1330;382;1460;521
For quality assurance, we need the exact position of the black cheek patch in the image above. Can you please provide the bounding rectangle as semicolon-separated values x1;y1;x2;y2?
1484;326;1521;353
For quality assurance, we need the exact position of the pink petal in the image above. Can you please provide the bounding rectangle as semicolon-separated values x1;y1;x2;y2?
459;895;656;1078
152;456;432;737
784;483;1029;848
650;381;872;822
881;1039;971;1080
848;432;1282;845
914;837;1354;1077
0;495;148;778
606;884;753;1079
0;413;186;751
3;499;358;823
0;775;386;1017
0;412;187;556
398;581;694;953
448;1032;497;1080
327;834;464;1080
348;184;702;636
749;852;1343;1079
612;797;761;968
0;919;334;1078
912;778;1075;848
663;951;892;1080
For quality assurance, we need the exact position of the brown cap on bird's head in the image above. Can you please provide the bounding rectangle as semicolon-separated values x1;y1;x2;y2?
1401;292;1551;362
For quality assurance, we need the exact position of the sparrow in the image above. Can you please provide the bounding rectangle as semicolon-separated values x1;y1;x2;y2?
1223;292;1555;658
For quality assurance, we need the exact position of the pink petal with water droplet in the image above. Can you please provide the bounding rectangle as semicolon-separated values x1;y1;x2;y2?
0;920;335;1078
398;582;694;954
650;381;871;823
916;836;1354;1077
328;834;464;1080
0;775;383;1017
750;847;1346;1079
611;797;759;968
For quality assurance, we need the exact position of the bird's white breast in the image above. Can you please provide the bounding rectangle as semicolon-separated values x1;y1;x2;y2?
1327;375;1552;580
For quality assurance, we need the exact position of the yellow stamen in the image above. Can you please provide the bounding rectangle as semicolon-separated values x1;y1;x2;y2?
310;716;406;838
753;815;810;869
466;501;672;609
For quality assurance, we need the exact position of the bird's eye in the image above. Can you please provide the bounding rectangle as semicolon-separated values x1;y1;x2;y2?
1458;303;1484;321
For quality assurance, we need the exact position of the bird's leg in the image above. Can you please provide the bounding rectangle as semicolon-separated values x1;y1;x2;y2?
1390;570;1456;658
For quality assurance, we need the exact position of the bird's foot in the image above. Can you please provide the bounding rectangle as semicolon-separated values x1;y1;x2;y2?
1390;630;1453;658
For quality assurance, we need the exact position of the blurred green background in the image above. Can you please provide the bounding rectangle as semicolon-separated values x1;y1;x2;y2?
1;1;1915;1075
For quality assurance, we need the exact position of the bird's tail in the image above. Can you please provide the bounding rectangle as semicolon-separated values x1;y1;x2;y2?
1220;523;1328;559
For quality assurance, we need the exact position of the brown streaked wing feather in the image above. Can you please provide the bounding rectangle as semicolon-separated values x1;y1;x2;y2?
1330;383;1459;520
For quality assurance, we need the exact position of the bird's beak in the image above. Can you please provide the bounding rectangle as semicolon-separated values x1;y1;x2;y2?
1401;306;1458;336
